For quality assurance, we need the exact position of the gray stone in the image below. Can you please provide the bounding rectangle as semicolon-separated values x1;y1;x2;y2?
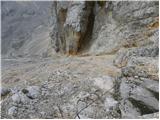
12;92;29;104
26;86;40;99
120;56;159;80
119;78;131;99
93;76;114;93
12;93;21;104
127;56;158;80
114;48;131;68
104;95;118;112
130;86;159;111
8;106;17;116
140;78;159;93
138;112;159;119
0;87;10;96
119;99;141;119
119;75;159;116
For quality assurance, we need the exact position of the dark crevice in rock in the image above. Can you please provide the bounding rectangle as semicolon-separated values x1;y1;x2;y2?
128;98;159;115
78;2;95;53
112;76;122;101
147;89;159;101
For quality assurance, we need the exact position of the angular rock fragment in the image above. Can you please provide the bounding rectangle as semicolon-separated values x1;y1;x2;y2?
119;99;141;119
25;86;41;99
8;106;17;117
12;92;29;104
0;87;10;96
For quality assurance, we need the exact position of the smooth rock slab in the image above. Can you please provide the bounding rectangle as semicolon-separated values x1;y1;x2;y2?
140;77;159;93
130;86;159;111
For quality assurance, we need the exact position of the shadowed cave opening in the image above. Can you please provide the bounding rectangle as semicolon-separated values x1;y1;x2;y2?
78;2;95;54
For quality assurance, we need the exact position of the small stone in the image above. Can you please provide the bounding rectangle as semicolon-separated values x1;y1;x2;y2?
12;93;21;103
104;96;118;112
10;87;20;94
8;106;17;116
93;76;114;92
12;92;29;104
40;111;46;116
26;86;40;99
134;76;138;78
0;87;10;96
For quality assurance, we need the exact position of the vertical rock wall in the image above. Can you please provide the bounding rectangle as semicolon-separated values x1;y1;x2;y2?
50;1;159;56
50;1;95;55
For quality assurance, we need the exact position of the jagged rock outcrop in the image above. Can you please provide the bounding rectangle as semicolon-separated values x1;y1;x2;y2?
50;1;95;55
2;1;158;56
115;74;159;118
90;1;159;55
50;1;159;55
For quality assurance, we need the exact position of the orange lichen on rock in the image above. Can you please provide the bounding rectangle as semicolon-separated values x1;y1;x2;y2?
147;18;159;29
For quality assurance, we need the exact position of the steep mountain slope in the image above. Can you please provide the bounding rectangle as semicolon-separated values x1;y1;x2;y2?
50;1;158;55
1;1;52;58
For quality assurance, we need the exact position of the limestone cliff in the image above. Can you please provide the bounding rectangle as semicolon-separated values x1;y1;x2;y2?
50;1;159;55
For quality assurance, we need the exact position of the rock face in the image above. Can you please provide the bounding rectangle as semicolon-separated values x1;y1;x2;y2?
90;1;159;55
50;1;95;55
50;1;159;55
2;1;158;56
1;1;159;119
